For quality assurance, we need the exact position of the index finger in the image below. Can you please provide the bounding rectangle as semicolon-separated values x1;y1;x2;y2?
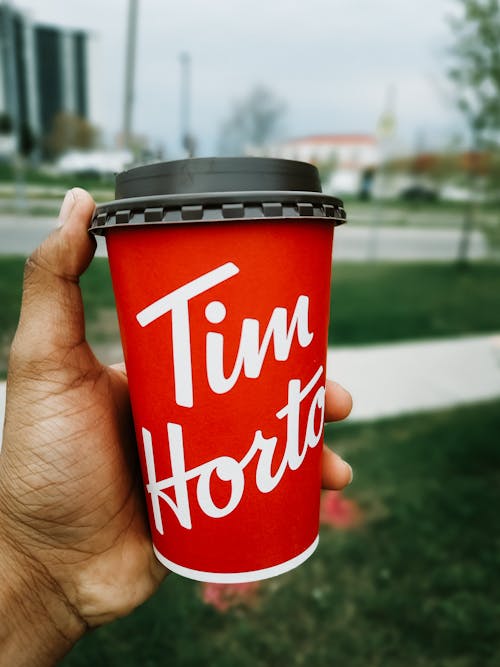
325;379;353;422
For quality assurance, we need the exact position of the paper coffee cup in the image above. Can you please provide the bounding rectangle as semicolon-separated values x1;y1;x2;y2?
90;157;346;583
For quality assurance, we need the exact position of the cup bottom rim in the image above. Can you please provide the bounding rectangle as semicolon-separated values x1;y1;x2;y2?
153;535;320;584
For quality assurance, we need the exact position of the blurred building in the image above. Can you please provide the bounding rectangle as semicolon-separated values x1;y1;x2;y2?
256;134;379;196
0;2;96;158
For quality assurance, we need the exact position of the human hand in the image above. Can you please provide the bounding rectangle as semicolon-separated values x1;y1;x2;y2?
0;188;352;666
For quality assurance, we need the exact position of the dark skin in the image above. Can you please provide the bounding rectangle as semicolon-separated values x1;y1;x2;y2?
0;188;353;666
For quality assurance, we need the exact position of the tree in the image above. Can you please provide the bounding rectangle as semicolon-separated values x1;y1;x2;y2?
0;112;13;135
45;112;100;158
449;0;500;148
447;0;500;264
217;85;286;156
19;122;36;157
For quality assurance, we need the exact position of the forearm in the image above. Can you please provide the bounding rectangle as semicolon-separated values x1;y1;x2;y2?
0;530;86;667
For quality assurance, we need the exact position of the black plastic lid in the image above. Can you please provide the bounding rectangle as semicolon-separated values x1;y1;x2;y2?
90;157;347;234
116;157;323;198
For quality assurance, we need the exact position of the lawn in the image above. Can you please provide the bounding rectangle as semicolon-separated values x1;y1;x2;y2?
60;399;500;667
328;261;500;345
0;163;114;192
1;258;500;375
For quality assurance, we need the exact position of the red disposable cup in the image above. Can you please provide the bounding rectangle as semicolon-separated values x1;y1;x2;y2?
90;157;346;583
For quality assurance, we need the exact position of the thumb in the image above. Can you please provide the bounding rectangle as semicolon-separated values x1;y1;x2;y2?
13;188;97;361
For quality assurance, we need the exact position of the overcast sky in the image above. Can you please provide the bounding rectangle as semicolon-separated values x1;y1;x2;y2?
15;0;463;156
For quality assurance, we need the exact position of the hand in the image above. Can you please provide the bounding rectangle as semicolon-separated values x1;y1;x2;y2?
0;188;352;666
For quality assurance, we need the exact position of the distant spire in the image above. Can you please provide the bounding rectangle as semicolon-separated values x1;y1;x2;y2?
376;84;397;139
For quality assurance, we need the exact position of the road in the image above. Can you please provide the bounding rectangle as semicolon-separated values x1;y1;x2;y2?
333;224;488;261
0;214;489;261
0;214;107;257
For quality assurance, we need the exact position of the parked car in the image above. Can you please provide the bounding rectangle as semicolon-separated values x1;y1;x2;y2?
399;185;439;202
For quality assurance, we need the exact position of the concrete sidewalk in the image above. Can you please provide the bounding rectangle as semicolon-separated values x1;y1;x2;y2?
326;332;500;421
1;333;500;447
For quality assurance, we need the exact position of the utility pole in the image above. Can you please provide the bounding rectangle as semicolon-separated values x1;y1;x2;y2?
457;128;479;269
123;0;138;152
370;85;397;260
179;51;195;157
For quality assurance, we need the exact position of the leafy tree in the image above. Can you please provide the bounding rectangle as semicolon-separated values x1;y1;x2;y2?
19;122;36;157
45;112;100;158
218;85;286;156
448;0;500;264
0;112;13;135
448;0;500;197
449;0;500;145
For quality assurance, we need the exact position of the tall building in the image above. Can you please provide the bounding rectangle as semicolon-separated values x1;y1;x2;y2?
0;2;93;155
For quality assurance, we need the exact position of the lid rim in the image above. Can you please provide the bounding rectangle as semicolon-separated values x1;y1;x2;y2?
90;191;347;235
94;189;345;212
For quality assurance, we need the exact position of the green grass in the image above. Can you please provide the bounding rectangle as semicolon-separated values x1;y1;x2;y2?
0;257;24;364
0;256;117;375
0;163;114;191
60;399;500;667
1;258;500;375
0;204;61;217
329;261;500;345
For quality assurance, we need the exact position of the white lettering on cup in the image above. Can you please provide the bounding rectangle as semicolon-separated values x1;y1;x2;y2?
144;366;325;533
136;263;314;408
206;295;313;394
136;263;240;408
138;262;325;534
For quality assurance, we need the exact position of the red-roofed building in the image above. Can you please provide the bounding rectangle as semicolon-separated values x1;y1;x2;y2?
252;134;379;195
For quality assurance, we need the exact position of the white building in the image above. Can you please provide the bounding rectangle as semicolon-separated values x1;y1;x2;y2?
255;134;379;196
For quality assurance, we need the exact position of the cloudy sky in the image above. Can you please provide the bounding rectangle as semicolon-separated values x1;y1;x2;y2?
16;0;463;156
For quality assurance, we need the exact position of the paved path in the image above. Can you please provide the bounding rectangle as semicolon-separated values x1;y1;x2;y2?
0;214;57;255
326;333;500;421
2;333;500;448
0;214;489;261
334;224;488;261
0;215;108;257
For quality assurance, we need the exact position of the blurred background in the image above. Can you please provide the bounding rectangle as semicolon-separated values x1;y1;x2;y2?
0;1;499;665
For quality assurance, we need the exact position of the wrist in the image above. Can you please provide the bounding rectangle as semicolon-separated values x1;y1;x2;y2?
0;527;87;667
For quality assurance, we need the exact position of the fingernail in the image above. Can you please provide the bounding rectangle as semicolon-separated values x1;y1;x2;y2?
345;462;353;485
58;189;76;226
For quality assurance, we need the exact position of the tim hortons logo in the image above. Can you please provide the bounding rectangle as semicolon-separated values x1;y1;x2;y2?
136;262;325;532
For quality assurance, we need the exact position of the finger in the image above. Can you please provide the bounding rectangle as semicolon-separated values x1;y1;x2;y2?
321;446;353;490
325;379;353;422
14;188;96;359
